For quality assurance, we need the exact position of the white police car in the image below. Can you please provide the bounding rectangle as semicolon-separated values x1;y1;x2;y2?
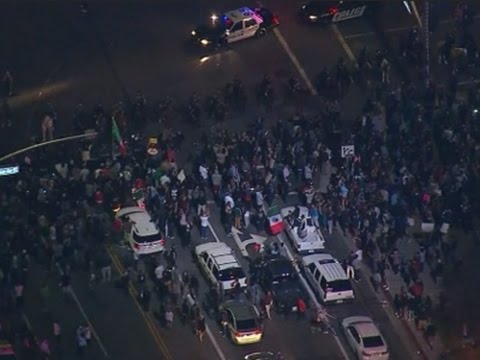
190;6;279;48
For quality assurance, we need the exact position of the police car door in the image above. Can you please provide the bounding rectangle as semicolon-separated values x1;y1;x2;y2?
243;18;259;39
332;4;366;23
226;21;245;43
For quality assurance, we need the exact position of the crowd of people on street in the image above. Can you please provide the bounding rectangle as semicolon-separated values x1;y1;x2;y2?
1;4;480;357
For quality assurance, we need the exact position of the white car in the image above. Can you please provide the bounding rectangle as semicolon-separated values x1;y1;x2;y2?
190;6;279;48
116;207;165;255
281;206;325;254
194;242;247;292
342;316;389;360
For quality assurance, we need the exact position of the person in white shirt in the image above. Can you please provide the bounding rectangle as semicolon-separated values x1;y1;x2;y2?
155;264;165;281
224;194;234;209
199;164;208;182
199;210;209;240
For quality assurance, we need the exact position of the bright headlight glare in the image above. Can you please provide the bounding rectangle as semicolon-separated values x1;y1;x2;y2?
191;30;196;36
200;39;210;46
309;15;317;20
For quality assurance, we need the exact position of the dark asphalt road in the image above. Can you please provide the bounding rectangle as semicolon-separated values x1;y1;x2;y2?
4;1;480;360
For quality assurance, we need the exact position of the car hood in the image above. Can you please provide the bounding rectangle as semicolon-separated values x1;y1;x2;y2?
192;24;225;39
272;281;304;303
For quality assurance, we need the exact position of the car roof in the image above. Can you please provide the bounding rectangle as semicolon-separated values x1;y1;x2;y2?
344;316;380;337
116;206;145;218
125;212;160;236
224;6;257;21
196;241;231;254
215;254;240;269
303;253;347;281
223;300;257;321
265;257;293;275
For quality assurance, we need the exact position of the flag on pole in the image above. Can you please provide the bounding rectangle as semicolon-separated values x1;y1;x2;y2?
112;118;126;156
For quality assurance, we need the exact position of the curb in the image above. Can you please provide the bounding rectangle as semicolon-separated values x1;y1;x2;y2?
380;286;429;360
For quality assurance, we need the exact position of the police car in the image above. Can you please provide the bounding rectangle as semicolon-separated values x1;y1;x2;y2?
299;1;376;25
190;6;279;48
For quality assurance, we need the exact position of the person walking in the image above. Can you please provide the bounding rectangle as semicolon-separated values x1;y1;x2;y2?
39;338;51;359
165;306;174;328
296;297;307;320
53;320;62;345
3;70;13;97
263;291;273;319
196;314;206;342
199;210;209;240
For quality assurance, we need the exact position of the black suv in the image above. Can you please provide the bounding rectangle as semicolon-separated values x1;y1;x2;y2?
253;255;307;314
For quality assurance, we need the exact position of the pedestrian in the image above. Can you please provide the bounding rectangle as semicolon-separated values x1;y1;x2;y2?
99;252;112;282
199;210;209;240
220;310;229;337
39;338;51;358
165;306;174;328
14;281;24;309
3;70;13;97
76;329;87;355
262;291;273;319
139;287;151;311
196;314;206;342
296;297;307;320
132;250;140;271
53;320;62;345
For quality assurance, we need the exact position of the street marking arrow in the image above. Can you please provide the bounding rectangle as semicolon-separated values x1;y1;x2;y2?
231;227;268;257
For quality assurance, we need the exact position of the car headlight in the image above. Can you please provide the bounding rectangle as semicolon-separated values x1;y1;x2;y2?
191;30;196;36
200;39;210;46
309;15;317;20
301;5;306;10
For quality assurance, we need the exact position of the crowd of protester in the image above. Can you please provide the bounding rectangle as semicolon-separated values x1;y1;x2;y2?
1;4;480;357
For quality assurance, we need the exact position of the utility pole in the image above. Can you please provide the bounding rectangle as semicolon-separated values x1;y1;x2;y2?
424;0;430;83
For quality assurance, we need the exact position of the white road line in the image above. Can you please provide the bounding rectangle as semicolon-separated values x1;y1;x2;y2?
410;1;423;29
273;27;318;96
199;222;229;360
331;25;356;62
205;325;227;360
207;221;221;243
69;288;110;358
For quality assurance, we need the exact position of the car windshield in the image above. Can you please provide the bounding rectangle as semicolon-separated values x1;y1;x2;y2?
326;279;352;292
219;267;245;281
133;232;162;244
236;318;257;331
363;335;384;348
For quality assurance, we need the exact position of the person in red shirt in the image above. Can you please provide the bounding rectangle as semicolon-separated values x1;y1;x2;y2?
296;297;307;320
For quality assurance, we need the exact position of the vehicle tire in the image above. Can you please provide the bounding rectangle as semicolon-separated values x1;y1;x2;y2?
256;28;266;38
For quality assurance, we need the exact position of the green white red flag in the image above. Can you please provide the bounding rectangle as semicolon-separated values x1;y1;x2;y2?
112;118;127;156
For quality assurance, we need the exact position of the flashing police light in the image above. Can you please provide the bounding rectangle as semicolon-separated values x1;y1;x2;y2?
0;165;19;177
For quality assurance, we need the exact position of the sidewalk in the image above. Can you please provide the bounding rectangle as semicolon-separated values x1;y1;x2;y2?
381;222;445;360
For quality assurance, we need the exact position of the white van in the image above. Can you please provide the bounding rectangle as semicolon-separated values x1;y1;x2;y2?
116;207;165;255
302;253;354;304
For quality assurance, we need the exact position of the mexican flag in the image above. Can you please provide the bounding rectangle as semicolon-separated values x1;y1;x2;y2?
112;118;127;156
267;205;284;235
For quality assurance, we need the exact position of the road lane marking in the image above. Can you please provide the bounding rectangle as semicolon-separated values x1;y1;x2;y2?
205;325;227;360
207;221;221;243
410;1;423;29
331;25;356;61
105;245;173;360
273;27;318;96
69;288;110;358
261;202;351;360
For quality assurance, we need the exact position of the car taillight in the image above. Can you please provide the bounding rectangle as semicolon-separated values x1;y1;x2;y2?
159;239;165;246
272;15;279;25
134;243;140;249
253;329;262;335
328;6;338;14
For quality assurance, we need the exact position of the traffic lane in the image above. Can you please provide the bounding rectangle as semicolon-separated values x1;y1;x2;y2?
109;244;221;360
205;204;346;360
85;2;296;100
268;196;413;360
319;229;415;360
66;271;165;360
23;262;106;359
